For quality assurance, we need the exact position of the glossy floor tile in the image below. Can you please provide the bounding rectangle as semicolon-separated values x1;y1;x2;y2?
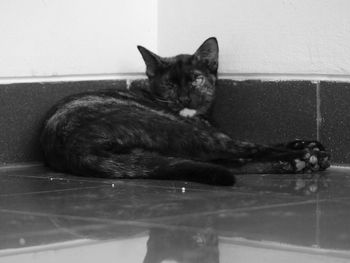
1;165;350;262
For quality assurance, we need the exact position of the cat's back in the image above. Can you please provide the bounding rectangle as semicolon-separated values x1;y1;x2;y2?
42;90;181;139
46;90;150;122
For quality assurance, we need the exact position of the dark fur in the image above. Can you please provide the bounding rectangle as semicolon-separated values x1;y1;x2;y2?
144;228;219;263
40;37;330;185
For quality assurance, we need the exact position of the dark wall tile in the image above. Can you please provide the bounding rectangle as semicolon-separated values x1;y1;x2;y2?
320;82;350;164
0;79;321;165
0;80;126;165
129;79;149;91
212;80;317;145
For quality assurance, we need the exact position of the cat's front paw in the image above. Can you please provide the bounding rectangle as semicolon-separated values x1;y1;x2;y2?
179;108;197;118
288;140;331;173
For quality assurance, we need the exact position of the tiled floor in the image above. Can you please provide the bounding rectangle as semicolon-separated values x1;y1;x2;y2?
1;166;350;262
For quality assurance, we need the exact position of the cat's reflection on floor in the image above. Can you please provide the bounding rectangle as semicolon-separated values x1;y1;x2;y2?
235;172;330;196
143;227;219;263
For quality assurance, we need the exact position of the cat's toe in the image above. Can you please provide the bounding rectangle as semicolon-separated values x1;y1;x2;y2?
294;159;306;172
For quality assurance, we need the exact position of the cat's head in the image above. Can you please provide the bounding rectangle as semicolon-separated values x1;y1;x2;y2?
137;37;219;117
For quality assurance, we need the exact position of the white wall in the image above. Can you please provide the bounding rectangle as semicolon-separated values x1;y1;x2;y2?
1;0;350;80
0;0;157;78
158;0;350;78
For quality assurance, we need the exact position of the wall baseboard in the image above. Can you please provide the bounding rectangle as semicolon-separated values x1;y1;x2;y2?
219;73;350;82
2;72;350;85
0;73;145;85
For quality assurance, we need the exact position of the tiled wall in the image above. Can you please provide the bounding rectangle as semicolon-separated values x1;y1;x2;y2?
212;80;318;145
0;80;126;165
320;82;350;165
0;79;348;166
212;80;350;165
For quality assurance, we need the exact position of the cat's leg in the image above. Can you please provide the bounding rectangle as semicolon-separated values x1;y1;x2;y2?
188;127;330;174
221;139;330;174
158;122;331;174
69;149;235;186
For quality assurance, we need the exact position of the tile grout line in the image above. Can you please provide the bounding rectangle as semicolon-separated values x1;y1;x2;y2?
219;236;350;259
7;172;300;196
2;173;240;194
314;193;321;248
1;198;330;239
316;81;322;141
0;185;108;197
0;208;206;234
141;199;324;223
0;198;322;226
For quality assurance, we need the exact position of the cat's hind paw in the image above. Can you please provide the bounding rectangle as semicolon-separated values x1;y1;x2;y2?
288;140;331;173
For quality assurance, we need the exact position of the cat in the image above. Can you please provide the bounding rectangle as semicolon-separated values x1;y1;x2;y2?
143;227;219;263
40;37;330;186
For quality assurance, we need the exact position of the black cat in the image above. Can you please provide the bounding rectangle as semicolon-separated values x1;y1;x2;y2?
143;227;219;263
40;37;330;185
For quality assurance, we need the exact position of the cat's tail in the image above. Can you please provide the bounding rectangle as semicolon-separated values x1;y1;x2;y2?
66;150;235;186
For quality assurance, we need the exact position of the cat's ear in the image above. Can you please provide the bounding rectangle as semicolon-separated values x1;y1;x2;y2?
193;37;219;73
137;46;162;78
